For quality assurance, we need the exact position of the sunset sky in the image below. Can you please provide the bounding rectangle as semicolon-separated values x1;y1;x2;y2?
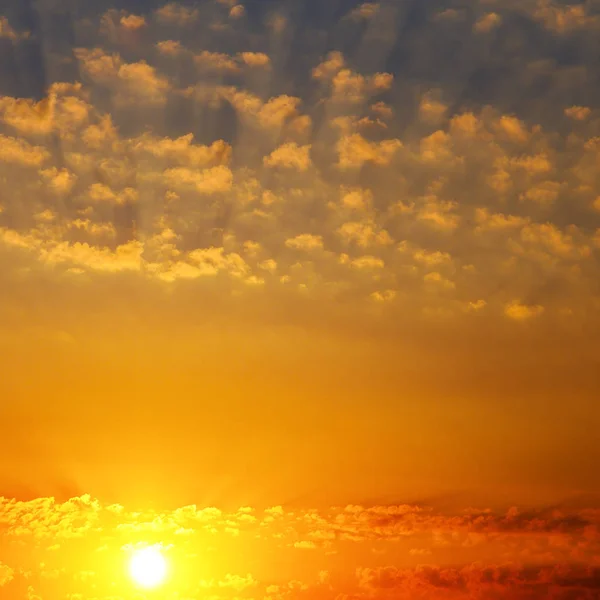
1;0;600;598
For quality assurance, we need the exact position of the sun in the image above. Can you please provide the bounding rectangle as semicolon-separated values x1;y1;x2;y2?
129;546;168;589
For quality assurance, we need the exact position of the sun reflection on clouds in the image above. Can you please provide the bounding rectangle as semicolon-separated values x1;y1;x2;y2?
0;495;600;598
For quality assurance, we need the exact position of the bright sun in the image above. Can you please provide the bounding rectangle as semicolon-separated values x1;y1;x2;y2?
129;546;168;589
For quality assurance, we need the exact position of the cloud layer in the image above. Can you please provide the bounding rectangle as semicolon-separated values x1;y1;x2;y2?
1;495;600;599
0;0;599;334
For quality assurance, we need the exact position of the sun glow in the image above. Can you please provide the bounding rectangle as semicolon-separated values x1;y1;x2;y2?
129;546;168;589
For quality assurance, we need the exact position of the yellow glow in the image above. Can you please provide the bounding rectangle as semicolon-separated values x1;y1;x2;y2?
129;546;168;589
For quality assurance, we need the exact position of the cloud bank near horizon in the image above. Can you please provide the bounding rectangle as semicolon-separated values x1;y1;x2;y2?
1;495;600;600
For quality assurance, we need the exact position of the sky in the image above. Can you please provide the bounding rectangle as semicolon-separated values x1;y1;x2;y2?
0;0;600;598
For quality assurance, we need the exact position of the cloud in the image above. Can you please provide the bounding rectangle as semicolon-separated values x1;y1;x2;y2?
357;563;600;599
0;494;598;599
415;196;460;231
40;168;78;196
218;89;302;133
371;289;396;302
131;134;231;168
0;563;13;587
519;223;590;259
564;106;591;121
154;2;199;25
338;221;393;248
473;12;503;33
120;14;147;31
293;540;317;549
0;495;102;539
520;181;561;206
531;0;600;33
494;115;530;144
0;16;29;41
99;9;147;42
43;240;144;273
156;39;183;56
229;5;246;19
0;134;50;166
0;97;53;136
418;91;448;123
424;271;455;289
0;0;599;337
413;249;452;267
285;234;324;251
312;51;345;81
239;52;271;68
0;83;91;137
371;101;393;120
75;49;170;106
217;573;257;591
163;165;233;193
347;3;380;21
195;51;241;74
336;134;401;169
504;301;545;321
340;187;373;212
475;209;530;232
316;63;394;105
264;142;312;171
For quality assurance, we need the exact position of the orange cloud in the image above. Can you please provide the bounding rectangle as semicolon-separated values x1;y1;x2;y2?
264;143;312;171
155;2;199;25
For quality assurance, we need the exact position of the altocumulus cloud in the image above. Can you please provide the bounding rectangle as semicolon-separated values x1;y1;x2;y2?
0;0;598;336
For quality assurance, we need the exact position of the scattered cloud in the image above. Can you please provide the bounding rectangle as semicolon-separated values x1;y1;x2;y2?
154;2;199;25
473;12;503;33
505;301;545;321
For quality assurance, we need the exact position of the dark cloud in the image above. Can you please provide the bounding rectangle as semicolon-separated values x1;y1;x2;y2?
358;563;600;599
